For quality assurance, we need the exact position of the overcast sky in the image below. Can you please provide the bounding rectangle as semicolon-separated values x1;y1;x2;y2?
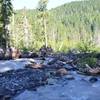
12;0;82;10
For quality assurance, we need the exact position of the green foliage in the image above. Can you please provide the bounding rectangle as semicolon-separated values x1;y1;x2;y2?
0;0;13;49
37;0;49;47
37;0;48;12
78;57;97;68
2;0;100;52
77;37;96;53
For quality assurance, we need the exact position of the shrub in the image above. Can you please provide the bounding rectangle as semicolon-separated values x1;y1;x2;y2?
77;39;96;53
78;57;97;68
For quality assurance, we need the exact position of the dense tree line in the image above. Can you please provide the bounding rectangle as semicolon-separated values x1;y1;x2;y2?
0;0;100;52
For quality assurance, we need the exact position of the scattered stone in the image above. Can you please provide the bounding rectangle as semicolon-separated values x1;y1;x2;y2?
0;88;13;100
0;94;3;100
44;64;62;70
64;64;75;70
20;51;30;58
5;48;12;60
47;78;57;85
20;52;38;58
56;60;66;66
47;58;58;65
96;60;100;66
4;95;11;100
0;69;48;97
25;63;43;69
89;77;98;83
39;45;53;57
29;52;39;58
0;48;4;60
65;75;75;80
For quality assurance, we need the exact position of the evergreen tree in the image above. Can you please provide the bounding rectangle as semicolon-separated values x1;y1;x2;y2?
37;0;48;48
0;0;13;49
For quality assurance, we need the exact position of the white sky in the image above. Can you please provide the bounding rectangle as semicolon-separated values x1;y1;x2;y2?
12;0;82;10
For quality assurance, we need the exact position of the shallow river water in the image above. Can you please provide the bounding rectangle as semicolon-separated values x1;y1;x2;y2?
14;72;100;100
0;59;100;100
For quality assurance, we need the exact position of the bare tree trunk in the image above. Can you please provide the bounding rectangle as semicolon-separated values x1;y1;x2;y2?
52;29;56;51
43;18;48;48
23;15;29;48
3;19;10;49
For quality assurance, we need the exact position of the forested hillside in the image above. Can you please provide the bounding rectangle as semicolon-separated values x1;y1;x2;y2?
10;0;100;52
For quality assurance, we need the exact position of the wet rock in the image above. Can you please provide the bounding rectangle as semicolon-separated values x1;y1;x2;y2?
0;48;5;60
11;48;21;59
47;58;58;65
89;67;100;75
43;64;62;70
20;51;30;58
39;46;53;57
29;52;39;58
64;64;75;70
0;94;3;100
56;68;68;76
3;95;11;100
95;53;100;59
78;66;100;75
5;48;12;60
65;75;75;80
89;77;98;83
97;60;100;66
47;78;57;85
0;69;48;97
25;63;43;69
0;88;13;100
5;47;21;60
56;60;66;66
20;51;38;58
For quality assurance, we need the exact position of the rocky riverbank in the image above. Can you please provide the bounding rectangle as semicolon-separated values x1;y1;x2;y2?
0;48;100;99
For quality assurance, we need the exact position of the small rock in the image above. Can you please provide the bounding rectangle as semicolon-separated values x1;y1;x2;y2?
25;63;43;69
47;58;58;65
64;64;75;70
29;52;39;58
39;45;53;57
0;94;3;100
56;60;66;66
56;68;68;76
31;63;43;69
89;77;98;83
0;48;4;60
47;78;57;85
65;75;75;80
4;95;11;100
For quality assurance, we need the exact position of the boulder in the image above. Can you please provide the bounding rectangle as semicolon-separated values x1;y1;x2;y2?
25;63;43;69
5;47;21;59
89;67;100;75
29;52;39;58
20;51;38;58
39;45;53;57
0;48;5;60
56;68;68;76
89;77;98;83
11;48;21;59
20;51;30;58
